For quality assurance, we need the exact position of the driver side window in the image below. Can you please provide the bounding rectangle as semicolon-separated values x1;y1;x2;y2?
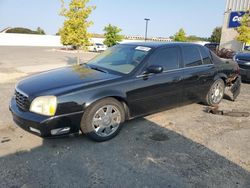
147;47;180;71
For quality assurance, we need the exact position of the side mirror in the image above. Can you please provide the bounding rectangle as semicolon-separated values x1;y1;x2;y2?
146;65;163;74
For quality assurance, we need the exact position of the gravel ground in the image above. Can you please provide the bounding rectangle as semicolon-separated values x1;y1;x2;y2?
0;47;250;188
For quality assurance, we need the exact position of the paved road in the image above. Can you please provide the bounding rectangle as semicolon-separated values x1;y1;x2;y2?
0;47;250;188
0;46;95;130
0;46;95;73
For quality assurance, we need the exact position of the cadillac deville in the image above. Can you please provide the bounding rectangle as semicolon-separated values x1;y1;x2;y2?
10;43;241;142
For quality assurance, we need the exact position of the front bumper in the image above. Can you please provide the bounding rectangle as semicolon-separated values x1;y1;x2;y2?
240;68;250;81
9;97;83;138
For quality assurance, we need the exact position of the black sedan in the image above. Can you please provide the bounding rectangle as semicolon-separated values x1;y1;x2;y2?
234;52;250;81
10;43;241;142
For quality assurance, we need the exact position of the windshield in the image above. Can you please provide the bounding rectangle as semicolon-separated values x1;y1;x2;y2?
87;44;151;74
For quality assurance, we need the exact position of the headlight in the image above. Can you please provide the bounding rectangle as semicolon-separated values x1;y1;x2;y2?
245;62;250;66
30;96;57;116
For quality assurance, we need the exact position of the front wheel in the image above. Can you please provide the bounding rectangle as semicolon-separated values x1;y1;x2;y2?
80;98;125;142
204;78;225;106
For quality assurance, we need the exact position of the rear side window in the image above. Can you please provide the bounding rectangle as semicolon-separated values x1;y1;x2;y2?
148;47;179;71
182;46;202;67
199;47;212;64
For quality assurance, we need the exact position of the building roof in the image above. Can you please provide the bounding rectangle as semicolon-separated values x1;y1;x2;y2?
226;0;250;11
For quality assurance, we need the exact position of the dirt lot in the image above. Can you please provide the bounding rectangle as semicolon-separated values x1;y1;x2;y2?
0;47;250;188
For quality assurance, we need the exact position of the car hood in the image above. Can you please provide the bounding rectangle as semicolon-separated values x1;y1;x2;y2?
16;65;120;97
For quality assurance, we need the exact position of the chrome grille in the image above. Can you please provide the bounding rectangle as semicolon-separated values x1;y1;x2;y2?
15;90;30;111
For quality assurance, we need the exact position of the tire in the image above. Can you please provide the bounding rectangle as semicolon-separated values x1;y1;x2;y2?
80;98;125;142
204;78;225;106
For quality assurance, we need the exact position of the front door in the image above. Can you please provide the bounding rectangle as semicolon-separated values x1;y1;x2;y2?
126;46;184;117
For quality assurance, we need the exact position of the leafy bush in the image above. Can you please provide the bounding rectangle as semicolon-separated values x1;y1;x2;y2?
6;27;45;35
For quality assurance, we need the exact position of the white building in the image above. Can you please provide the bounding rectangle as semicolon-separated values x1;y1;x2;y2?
220;0;250;51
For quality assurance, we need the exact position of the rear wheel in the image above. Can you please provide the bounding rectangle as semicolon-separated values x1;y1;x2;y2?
204;78;225;106
80;98;125;142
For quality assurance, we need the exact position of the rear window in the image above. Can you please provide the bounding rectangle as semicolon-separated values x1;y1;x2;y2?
182;46;202;67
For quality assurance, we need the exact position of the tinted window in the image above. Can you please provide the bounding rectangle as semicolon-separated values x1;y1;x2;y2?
199;47;212;64
182;46;202;67
148;47;179;71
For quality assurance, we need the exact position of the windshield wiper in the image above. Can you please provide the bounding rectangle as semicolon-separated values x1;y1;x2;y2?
88;65;108;73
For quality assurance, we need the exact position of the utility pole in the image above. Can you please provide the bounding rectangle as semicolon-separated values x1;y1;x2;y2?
144;18;150;42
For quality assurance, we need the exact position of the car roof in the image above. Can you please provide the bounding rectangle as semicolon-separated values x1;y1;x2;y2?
120;42;202;49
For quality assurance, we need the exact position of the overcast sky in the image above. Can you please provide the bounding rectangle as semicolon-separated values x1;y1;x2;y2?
0;0;226;37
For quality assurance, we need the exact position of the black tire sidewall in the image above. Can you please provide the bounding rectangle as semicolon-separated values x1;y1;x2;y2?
80;98;125;142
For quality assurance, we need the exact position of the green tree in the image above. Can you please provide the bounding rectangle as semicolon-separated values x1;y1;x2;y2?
6;27;45;35
6;27;35;34
59;0;95;64
169;36;174;40
209;27;222;43
173;28;187;42
186;35;209;42
236;13;250;51
36;27;46;35
186;35;199;42
103;24;123;47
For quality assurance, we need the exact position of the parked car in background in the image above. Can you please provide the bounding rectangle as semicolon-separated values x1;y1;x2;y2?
88;43;107;52
234;52;250;81
10;43;241;142
244;46;250;51
204;43;219;53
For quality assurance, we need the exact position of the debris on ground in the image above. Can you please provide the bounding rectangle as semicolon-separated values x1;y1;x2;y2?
1;137;11;143
205;106;250;117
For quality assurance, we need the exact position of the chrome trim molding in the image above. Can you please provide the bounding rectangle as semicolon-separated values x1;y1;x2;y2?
136;64;214;78
41;111;84;124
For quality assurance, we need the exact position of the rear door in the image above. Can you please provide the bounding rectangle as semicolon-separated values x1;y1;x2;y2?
180;45;216;103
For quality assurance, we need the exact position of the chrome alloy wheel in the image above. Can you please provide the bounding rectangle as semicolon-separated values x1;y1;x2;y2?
92;105;121;137
211;82;224;104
